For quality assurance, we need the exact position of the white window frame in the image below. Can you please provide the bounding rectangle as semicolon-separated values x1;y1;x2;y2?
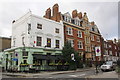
115;46;117;49
91;34;94;41
91;44;95;51
78;41;83;49
86;37;90;44
115;52;117;56
68;39;74;47
67;27;73;35
105;50;108;55
109;51;112;56
109;45;112;48
96;36;100;42
37;23;42;29
77;30;82;38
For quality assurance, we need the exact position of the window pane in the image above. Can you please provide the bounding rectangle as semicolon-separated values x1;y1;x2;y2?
37;37;42;46
68;39;74;47
78;31;82;38
37;23;42;29
47;38;51;47
55;28;59;33
23;51;28;56
67;27;73;35
28;23;31;34
23;60;27;64
56;40;59;48
78;41;83;49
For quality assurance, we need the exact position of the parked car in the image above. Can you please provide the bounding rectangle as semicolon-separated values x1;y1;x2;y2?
100;61;117;71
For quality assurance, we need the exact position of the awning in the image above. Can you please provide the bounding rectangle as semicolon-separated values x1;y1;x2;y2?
32;54;62;60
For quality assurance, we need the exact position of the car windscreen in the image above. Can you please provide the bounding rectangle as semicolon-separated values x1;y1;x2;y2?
105;61;112;65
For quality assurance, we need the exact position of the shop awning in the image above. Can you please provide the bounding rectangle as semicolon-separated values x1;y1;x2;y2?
32;54;62;60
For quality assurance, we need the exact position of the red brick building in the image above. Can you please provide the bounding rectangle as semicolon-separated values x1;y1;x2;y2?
103;39;119;61
43;3;104;62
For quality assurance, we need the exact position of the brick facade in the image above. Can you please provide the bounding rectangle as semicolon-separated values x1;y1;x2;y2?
103;39;119;61
43;3;119;62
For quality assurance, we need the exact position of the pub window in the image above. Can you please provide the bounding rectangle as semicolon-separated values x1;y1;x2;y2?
37;36;42;46
37;23;42;29
47;38;51;47
23;51;28;56
16;61;18;65
56;40;60;48
23;60;27;64
55;28;59;33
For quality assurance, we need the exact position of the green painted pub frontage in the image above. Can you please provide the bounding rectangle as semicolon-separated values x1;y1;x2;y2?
2;47;69;72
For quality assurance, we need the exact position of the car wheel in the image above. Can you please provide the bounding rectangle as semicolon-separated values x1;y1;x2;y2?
101;69;105;72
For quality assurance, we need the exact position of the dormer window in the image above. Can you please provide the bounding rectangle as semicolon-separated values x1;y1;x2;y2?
64;16;71;22
71;19;75;24
62;15;65;20
80;21;83;27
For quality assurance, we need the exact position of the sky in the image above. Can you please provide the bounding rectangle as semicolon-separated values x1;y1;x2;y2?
0;0;119;40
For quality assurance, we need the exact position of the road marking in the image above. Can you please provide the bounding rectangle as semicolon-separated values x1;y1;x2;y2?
69;75;77;77
69;74;86;77
79;74;86;76
48;77;53;78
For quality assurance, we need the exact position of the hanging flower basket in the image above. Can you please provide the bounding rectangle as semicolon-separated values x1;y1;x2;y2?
20;63;29;67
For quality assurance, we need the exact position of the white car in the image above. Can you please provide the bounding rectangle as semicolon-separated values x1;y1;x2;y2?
100;61;117;71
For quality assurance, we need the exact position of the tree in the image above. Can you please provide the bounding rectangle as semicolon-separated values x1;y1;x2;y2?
62;42;82;70
117;39;120;48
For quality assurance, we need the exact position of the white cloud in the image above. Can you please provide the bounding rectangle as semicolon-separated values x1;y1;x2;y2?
0;1;118;40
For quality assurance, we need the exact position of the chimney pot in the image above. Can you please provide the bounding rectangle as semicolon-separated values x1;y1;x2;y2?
72;10;78;18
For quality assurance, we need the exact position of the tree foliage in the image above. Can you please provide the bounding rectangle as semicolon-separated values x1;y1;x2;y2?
62;42;83;69
117;39;120;48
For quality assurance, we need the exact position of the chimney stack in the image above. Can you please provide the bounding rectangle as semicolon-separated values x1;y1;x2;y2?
114;38;117;43
78;12;82;19
44;8;51;19
52;3;59;17
72;10;78;18
91;21;95;25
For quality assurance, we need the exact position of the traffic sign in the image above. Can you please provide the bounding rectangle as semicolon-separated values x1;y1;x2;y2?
12;58;18;61
95;46;101;56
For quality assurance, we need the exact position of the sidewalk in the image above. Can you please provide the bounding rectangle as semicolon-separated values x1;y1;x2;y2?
86;71;119;78
2;67;94;77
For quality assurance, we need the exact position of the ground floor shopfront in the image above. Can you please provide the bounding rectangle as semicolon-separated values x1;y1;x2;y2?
2;47;68;72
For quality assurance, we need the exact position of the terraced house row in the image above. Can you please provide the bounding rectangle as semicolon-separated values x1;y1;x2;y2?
1;3;120;72
44;4;102;62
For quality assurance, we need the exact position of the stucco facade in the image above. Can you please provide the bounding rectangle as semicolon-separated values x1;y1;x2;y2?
3;11;64;71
